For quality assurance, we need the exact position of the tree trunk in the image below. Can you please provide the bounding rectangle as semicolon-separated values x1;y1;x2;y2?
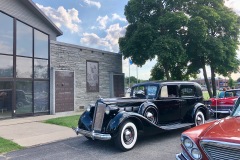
202;65;213;98
164;65;171;80
211;67;217;97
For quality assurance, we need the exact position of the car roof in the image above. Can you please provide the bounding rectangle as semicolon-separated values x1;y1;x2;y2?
132;81;198;87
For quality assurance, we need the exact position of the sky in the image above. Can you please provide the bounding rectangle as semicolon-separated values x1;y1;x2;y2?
33;0;240;80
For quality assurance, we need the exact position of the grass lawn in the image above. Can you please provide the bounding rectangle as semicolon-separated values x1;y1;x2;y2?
0;137;23;154
203;91;210;100
44;115;81;128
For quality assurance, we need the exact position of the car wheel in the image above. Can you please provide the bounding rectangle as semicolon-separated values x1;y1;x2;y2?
16;102;24;109
144;107;158;124
114;121;137;151
195;110;205;126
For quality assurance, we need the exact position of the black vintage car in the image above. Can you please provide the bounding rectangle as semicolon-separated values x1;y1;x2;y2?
73;81;210;151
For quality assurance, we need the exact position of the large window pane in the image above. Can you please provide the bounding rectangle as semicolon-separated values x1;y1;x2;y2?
16;57;32;78
0;55;13;77
0;12;13;55
0;81;13;119
34;59;48;79
34;81;49;113
17;21;32;57
34;30;48;59
15;81;32;114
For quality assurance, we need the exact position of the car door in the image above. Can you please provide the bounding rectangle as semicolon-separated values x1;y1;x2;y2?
155;85;181;124
180;85;198;119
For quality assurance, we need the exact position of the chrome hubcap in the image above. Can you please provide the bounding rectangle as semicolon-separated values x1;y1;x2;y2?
196;115;203;125
123;128;134;145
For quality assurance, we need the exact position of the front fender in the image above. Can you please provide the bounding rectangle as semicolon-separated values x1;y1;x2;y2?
138;101;157;115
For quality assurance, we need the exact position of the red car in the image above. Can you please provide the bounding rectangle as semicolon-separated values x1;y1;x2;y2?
176;98;240;160
208;89;240;115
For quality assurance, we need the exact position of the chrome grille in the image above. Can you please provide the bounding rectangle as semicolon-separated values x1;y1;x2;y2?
92;102;106;132
200;140;240;160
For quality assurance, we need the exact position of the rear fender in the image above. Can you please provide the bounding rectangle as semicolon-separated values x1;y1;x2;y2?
192;103;210;121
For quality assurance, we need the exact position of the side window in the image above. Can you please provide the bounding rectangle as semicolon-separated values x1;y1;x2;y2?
180;85;195;97
160;86;168;98
160;85;178;98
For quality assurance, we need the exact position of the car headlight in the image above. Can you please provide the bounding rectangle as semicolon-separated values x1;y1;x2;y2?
86;104;95;112
181;135;202;160
183;138;193;148
105;106;110;114
191;148;201;159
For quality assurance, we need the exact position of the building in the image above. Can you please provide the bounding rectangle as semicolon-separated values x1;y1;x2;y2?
0;0;123;119
191;78;228;90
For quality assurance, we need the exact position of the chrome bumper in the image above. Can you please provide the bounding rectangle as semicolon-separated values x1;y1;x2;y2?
72;127;111;141
208;108;231;114
176;153;188;160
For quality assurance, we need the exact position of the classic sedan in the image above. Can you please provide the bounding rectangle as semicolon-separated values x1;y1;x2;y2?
73;81;210;151
208;89;240;115
176;97;240;160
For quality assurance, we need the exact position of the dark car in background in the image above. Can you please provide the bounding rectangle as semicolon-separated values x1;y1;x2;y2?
73;81;210;151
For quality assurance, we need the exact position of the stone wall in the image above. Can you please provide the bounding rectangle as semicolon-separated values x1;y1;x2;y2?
50;41;122;111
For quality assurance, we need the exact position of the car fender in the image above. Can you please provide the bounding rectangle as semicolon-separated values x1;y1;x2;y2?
192;102;210;120
138;101;158;115
106;111;161;137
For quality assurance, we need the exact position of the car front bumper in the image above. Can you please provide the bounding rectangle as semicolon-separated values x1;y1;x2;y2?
176;153;189;160
72;127;111;141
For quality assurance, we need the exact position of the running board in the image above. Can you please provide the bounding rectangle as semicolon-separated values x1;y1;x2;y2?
159;123;194;130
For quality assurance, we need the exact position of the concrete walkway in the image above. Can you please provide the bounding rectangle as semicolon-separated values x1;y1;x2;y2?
0;111;82;148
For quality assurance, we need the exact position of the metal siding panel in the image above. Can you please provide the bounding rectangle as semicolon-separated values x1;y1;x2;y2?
0;0;57;40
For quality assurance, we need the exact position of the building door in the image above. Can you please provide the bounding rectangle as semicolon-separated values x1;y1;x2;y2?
112;74;124;97
55;71;74;112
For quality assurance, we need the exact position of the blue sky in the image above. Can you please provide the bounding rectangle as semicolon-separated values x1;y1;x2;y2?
33;0;240;80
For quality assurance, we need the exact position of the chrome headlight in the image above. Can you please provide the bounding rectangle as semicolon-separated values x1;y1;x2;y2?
86;104;95;112
105;106;110;114
191;148;201;159
183;138;193;148
181;135;202;160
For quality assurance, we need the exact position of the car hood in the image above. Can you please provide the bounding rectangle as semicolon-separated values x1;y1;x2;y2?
201;116;240;143
101;97;147;105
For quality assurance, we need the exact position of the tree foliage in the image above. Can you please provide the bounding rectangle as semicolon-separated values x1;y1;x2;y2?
120;0;240;97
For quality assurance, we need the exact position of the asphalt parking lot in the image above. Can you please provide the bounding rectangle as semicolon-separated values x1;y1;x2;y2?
1;127;189;160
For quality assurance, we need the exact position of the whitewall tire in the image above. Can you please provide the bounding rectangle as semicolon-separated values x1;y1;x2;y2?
195;111;205;126
114;121;138;151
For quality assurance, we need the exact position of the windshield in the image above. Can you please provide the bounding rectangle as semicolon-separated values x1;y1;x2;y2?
231;98;240;117
131;85;158;99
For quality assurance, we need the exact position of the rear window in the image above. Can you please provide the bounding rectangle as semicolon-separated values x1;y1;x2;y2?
180;85;195;97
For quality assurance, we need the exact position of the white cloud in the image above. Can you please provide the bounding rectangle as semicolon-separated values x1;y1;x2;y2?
83;0;101;9
112;13;127;22
225;0;240;15
96;15;109;30
36;3;81;33
80;23;126;52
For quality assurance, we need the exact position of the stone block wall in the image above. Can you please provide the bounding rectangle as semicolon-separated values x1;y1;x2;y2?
50;41;122;111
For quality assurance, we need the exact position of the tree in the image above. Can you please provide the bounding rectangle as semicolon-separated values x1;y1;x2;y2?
185;0;240;97
119;0;194;80
228;77;235;88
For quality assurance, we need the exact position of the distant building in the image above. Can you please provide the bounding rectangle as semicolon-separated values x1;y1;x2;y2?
191;78;228;89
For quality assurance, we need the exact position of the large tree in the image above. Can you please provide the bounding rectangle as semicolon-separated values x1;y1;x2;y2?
186;0;240;97
119;0;192;80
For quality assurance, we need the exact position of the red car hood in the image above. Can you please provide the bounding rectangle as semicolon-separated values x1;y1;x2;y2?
201;116;240;143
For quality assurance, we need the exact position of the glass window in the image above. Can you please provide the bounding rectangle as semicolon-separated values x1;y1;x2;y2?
146;85;158;98
34;30;48;59
0;81;13;119
34;59;48;79
34;81;49;113
180;85;195;97
16;21;32;57
16;57;32;78
0;55;13;77
161;85;178;97
0;12;13;55
15;81;33;114
160;86;168;97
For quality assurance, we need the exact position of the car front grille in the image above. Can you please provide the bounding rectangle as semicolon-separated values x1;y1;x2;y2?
200;140;240;160
92;102;106;132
